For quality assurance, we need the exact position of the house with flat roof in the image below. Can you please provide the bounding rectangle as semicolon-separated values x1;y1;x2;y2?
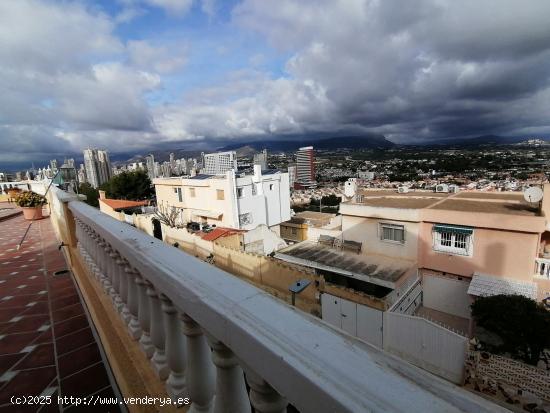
154;165;291;231
276;184;550;366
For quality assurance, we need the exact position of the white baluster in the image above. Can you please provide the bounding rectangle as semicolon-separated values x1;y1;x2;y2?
102;243;114;294
182;313;215;413
125;265;142;340
148;286;169;380
246;371;287;413
210;339;251;413
118;258;131;324
112;253;124;312
161;295;187;400
136;275;154;358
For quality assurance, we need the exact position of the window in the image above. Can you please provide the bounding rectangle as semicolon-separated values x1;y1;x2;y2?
380;223;405;244
432;225;473;256
217;189;225;200
239;213;252;226
269;184;274;190
189;188;196;197
173;188;178;194
252;184;257;196
237;187;243;198
177;188;182;202
291;227;297;235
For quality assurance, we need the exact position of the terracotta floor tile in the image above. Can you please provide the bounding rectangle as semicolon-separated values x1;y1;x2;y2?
56;327;95;356
58;342;102;378
53;314;88;338
0;332;41;354
0;366;56;405
52;303;84;323
0;353;26;375
16;344;55;370
60;363;110;398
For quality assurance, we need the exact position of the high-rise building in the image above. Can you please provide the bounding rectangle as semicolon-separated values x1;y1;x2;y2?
287;165;296;188
50;159;58;173
253;149;268;171
295;146;315;187
146;154;156;181
201;151;237;175
78;164;87;184
83;148;112;188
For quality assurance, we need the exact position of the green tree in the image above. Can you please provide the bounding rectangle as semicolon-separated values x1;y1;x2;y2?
100;170;153;201
78;182;99;208
471;294;550;365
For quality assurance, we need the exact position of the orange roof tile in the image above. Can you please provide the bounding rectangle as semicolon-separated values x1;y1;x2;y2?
200;227;243;241
101;198;149;211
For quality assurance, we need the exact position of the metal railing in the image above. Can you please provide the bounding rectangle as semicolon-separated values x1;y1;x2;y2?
67;198;502;413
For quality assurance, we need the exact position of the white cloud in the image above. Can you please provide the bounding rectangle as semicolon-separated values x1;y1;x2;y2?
144;0;194;16
127;40;187;74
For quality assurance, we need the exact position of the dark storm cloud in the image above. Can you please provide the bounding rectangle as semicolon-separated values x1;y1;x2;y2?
2;0;550;169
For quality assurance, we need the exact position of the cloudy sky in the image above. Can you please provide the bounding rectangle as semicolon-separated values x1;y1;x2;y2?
1;0;550;169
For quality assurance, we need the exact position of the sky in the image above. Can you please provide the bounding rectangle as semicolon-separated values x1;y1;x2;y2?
2;0;550;169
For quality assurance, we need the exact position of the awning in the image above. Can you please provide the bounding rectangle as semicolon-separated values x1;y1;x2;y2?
190;209;222;219
433;224;473;235
467;273;537;299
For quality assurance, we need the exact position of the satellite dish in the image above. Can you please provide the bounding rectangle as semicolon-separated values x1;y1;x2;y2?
524;186;543;203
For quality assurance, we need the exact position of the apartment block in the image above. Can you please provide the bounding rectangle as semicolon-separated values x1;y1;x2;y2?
154;166;291;230
83;148;112;188
201;151;238;175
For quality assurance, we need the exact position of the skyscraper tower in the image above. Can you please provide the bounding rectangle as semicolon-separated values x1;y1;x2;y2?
295;146;315;187
83;148;112;188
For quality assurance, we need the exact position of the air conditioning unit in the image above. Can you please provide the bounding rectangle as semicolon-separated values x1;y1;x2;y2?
397;186;409;193
448;185;460;193
435;184;449;193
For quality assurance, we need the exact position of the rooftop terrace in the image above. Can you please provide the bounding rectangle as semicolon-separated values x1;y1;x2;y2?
0;186;506;412
0;204;122;411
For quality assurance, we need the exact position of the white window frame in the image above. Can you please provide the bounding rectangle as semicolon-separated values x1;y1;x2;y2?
379;223;405;244
177;187;183;202
432;228;473;256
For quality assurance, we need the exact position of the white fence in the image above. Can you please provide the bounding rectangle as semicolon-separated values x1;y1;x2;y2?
384;312;468;384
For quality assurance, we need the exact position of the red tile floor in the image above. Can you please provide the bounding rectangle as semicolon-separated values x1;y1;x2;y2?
0;205;124;412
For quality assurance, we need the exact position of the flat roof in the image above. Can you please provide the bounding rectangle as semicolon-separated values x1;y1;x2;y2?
357;197;441;209
429;199;539;216
275;241;413;289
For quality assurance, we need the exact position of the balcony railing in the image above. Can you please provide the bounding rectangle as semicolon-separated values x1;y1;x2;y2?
62;195;499;412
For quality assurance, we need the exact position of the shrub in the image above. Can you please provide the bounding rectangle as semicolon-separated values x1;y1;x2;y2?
471;294;550;365
14;191;47;208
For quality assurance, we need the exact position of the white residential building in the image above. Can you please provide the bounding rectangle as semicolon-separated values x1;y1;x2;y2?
201;151;237;175
154;165;291;230
83;148;112;188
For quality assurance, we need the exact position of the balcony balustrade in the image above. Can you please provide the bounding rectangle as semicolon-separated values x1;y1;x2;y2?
41;188;503;413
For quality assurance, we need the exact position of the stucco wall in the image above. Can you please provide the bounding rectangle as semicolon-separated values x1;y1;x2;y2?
422;273;472;319
419;222;539;280
342;215;419;261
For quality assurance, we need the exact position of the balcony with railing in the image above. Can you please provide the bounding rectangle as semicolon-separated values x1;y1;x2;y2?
0;185;507;412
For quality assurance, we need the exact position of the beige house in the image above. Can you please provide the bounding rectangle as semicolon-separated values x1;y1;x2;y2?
154;167;291;231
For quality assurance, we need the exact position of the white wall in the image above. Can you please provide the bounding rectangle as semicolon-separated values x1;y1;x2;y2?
243;224;287;255
422;274;471;319
383;312;468;384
